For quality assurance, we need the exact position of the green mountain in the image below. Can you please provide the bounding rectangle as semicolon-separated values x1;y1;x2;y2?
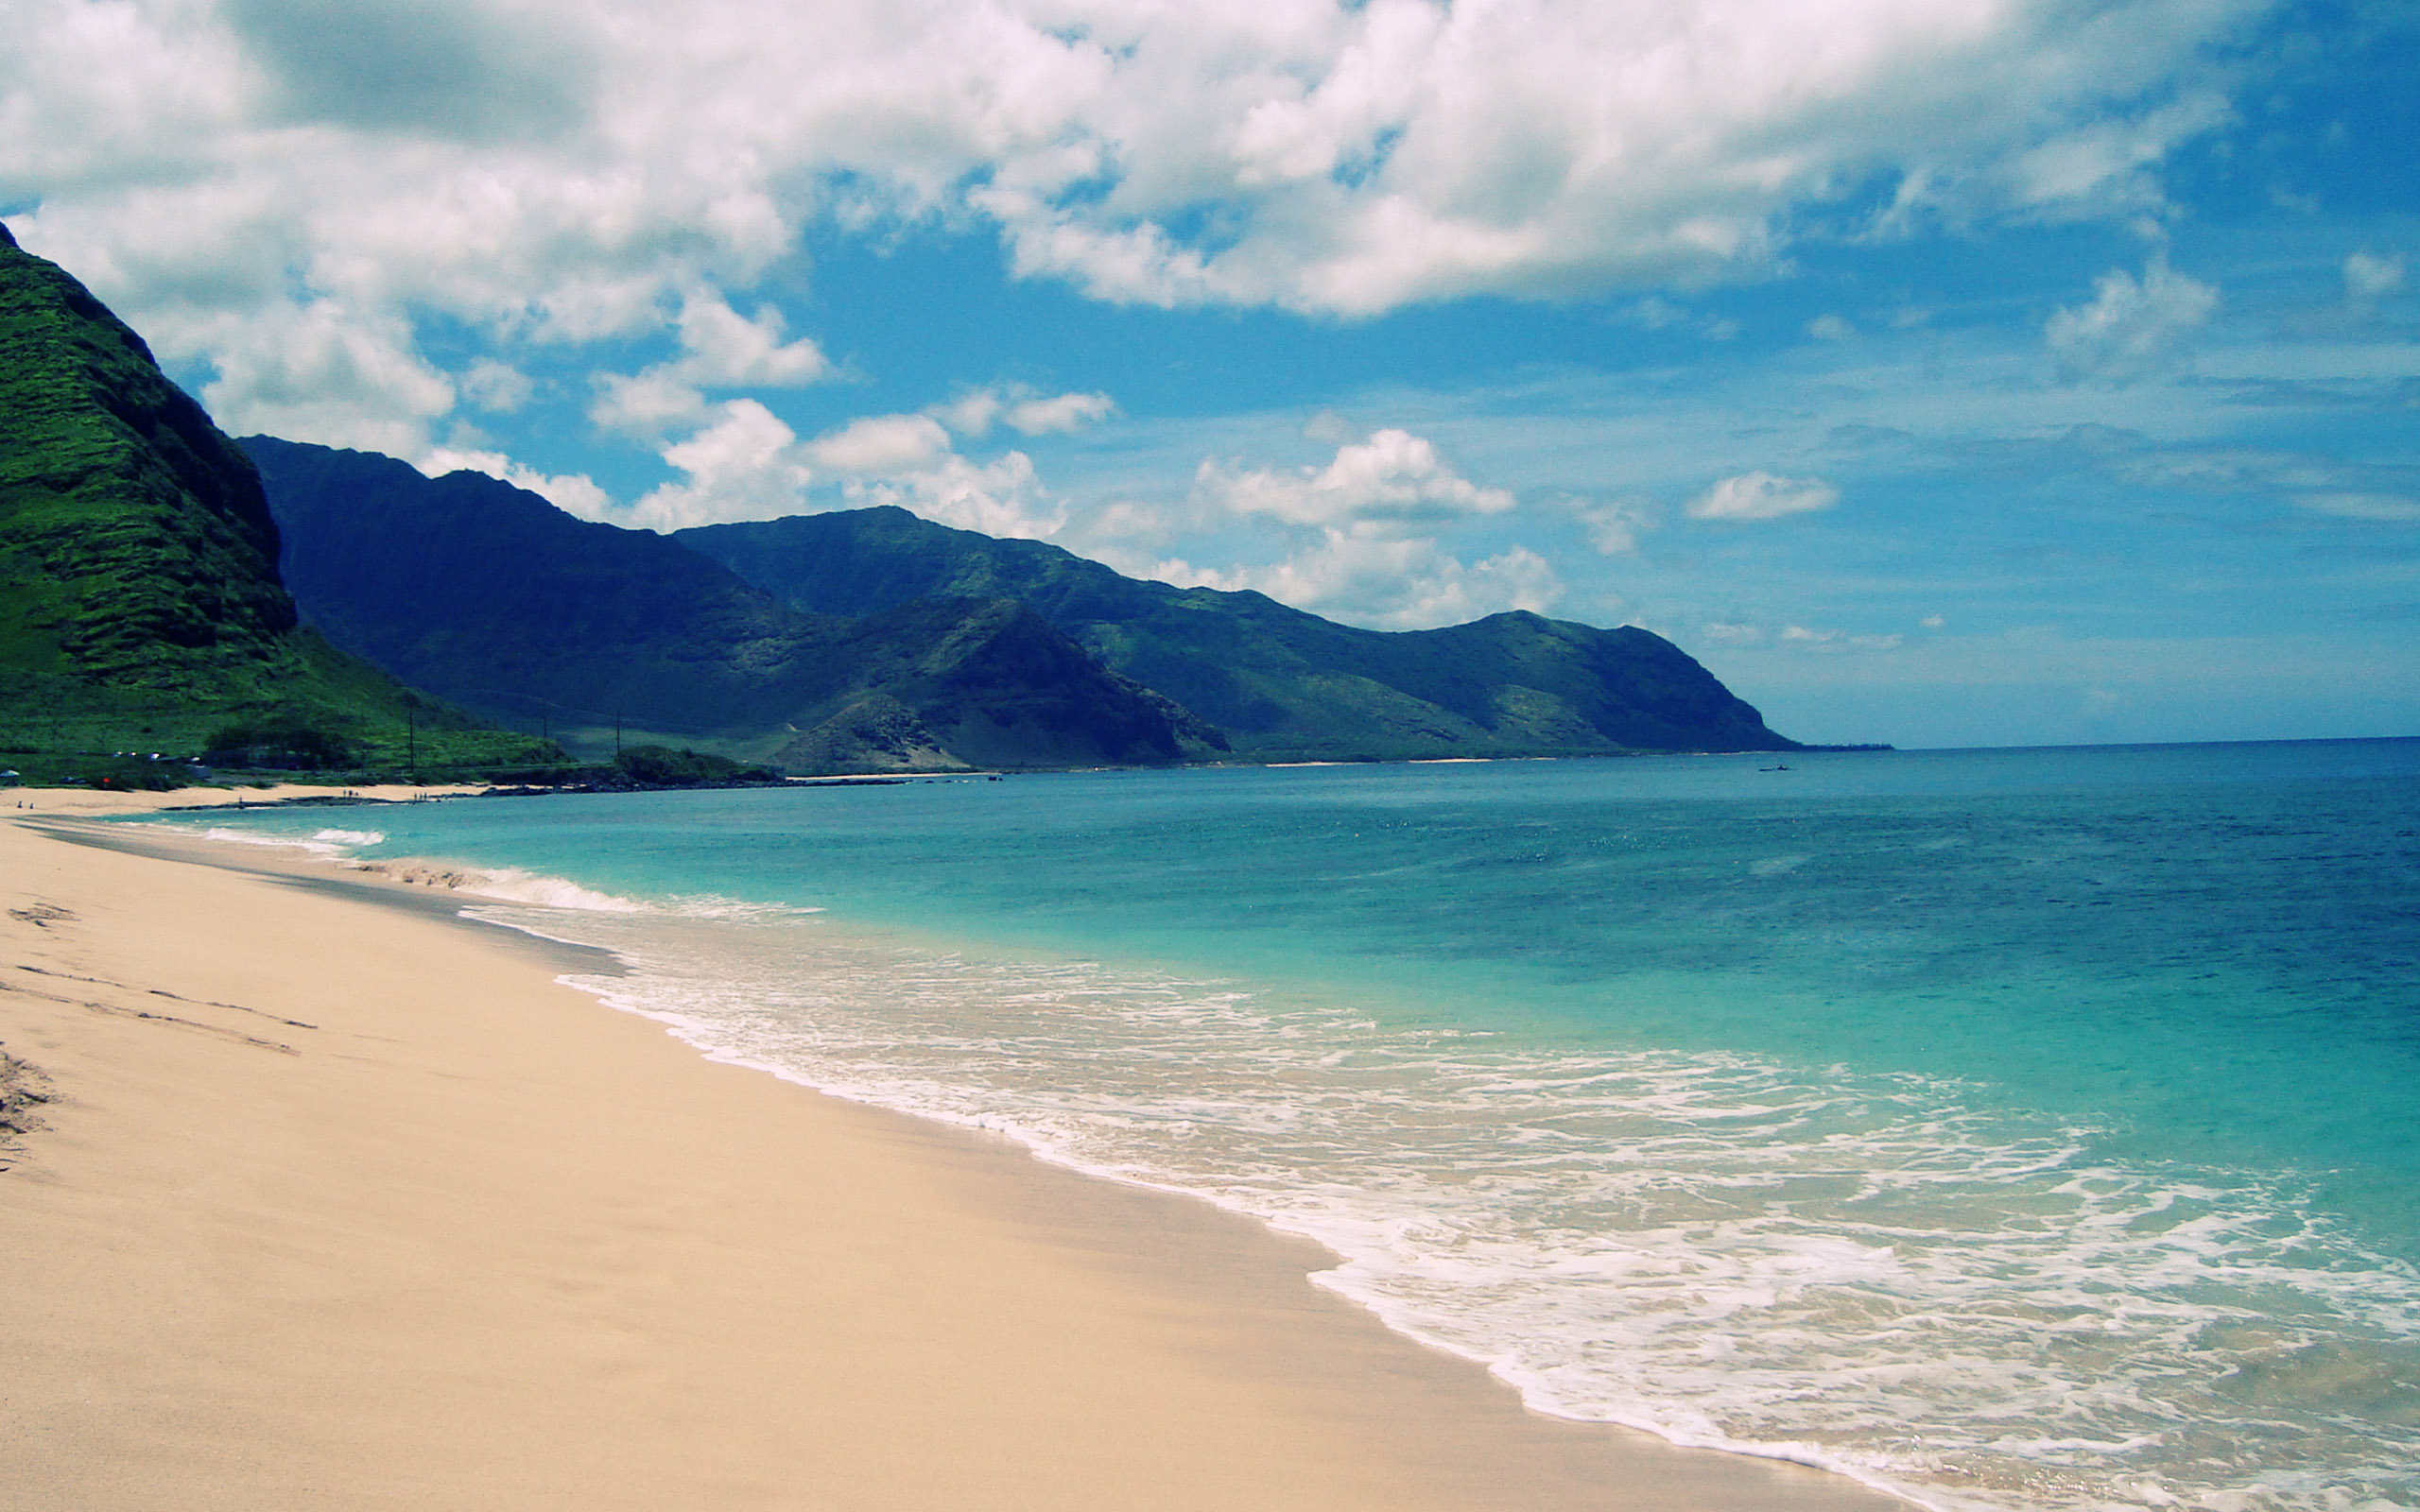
242;438;1225;772
0;222;553;781
678;508;1799;759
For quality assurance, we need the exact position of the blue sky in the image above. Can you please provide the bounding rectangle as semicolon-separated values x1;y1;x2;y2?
4;0;2415;747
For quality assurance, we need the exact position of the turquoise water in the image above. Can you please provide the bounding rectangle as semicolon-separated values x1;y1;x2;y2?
164;742;2420;1512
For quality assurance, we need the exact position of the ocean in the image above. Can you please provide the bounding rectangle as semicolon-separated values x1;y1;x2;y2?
159;740;2420;1512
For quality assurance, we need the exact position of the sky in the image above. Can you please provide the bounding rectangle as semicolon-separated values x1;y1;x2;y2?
4;0;2416;748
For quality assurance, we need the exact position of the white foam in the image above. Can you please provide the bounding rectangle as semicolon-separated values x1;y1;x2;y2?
439;903;2420;1512
201;825;383;859
452;866;642;913
186;822;652;914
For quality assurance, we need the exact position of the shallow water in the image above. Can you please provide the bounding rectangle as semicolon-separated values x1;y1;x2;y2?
166;742;2420;1512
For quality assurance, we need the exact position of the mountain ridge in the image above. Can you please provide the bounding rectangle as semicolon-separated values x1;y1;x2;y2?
243;438;1227;772
679;508;1799;758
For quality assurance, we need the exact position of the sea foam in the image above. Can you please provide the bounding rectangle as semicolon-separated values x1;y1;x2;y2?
454;902;2420;1512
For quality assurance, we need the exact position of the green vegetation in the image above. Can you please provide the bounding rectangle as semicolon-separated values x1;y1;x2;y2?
609;745;781;787
0;223;564;786
680;508;1801;758
246;438;1227;774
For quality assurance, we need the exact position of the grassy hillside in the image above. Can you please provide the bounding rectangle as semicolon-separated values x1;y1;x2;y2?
244;438;1227;772
679;508;1799;758
0;223;562;782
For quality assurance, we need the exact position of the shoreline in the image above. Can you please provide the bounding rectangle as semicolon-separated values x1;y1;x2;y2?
3;789;1910;1510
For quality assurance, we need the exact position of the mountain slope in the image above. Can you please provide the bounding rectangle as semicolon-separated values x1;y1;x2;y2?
0;223;550;774
1;221;296;696
679;508;1796;757
243;439;1224;771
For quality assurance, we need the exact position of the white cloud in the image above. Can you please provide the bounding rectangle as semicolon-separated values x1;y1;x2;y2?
1807;314;1856;341
1569;497;1659;556
1991;90;2231;224
627;399;814;531
458;357;535;413
1003;389;1115;436
0;0;2271;444
1156;528;1562;630
2045;255;2219;383
598;387;1089;538
420;444;612;519
1198;428;1514;527
1780;624;1904;653
161;296;457;456
930;390;1005;437
671;292;828;387
591;369;710;437
793;409;1072;538
2344;250;2405;305
928;385;1115;438
591;290;829;438
843;451;1066;541
1685;472;1840;522
805;413;953;474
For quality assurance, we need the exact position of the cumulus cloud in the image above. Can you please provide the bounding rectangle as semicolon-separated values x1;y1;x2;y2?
627;400;814;530
1155;529;1562;630
1685;472;1840;522
805;413;953;474
1121;425;1552;626
159;297;457;456
781;407;1069;537
0;0;2270;444
592;290;828;438
671;293;828;387
2045;255;2218;383
220;0;595;142
596;384;1093;537
845;451;1067;540
1197;428;1513;527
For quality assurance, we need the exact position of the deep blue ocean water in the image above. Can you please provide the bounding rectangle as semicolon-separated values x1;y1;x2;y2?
161;741;2420;1512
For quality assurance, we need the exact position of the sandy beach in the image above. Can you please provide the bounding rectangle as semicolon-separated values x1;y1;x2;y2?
0;788;1906;1512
